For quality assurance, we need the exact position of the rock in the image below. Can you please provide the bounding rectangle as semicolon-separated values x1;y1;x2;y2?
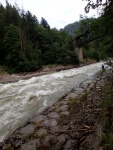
2;143;14;150
11;74;20;79
75;87;84;93
69;132;81;139
28;115;46;123
64;140;78;150
48;112;59;119
58;134;67;144
47;106;55;112
19;124;35;137
54;142;63;150
60;111;69;115
36;128;47;137
42;119;58;127
65;93;78;100
43;135;57;145
20;139;40;150
58;105;69;112
50;126;61;136
62;125;70;130
0;142;4;149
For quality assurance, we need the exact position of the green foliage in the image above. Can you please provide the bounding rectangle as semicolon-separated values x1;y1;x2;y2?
3;24;23;68
0;1;79;73
102;81;113;150
88;48;100;62
82;47;88;58
84;0;113;57
40;17;50;30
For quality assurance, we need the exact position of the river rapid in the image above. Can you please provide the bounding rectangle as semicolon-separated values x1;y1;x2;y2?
0;62;103;142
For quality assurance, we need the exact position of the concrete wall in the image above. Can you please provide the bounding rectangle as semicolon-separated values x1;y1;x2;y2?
75;48;83;62
72;39;83;62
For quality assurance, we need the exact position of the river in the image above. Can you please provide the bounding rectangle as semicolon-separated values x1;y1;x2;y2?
0;62;103;142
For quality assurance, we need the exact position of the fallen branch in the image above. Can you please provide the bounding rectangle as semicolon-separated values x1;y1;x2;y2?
83;125;91;129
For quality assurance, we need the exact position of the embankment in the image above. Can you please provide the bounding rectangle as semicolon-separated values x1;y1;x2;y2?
1;69;112;150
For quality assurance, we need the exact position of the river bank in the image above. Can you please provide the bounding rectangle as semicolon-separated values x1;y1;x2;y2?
1;69;112;150
0;60;96;84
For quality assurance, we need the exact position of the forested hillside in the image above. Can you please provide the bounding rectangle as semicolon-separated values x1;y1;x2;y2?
63;15;95;36
0;0;113;73
0;1;79;73
63;21;80;36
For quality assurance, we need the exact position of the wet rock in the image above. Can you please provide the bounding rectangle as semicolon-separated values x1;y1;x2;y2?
47;106;55;112
20;139;40;150
65;93;78;100
19;124;35;137
58;105;69;112
28;115;46;123
81;80;92;86
48;112;59;119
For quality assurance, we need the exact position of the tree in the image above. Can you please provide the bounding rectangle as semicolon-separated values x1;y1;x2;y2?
0;4;5;64
83;0;113;57
83;0;111;13
3;24;24;69
0;1;80;73
40;17;50;30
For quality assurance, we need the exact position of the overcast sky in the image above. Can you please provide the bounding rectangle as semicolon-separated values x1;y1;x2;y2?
0;0;98;29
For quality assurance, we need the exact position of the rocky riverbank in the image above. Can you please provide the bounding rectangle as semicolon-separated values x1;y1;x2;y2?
1;69;112;150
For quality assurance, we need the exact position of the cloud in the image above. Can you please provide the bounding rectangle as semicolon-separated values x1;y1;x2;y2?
0;0;98;29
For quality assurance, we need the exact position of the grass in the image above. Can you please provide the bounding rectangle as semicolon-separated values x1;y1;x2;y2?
101;77;113;150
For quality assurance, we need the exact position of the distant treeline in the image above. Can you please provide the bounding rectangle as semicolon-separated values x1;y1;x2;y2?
0;1;79;72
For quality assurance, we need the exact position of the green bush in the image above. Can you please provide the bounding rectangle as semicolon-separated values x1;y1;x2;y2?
88;48;100;62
